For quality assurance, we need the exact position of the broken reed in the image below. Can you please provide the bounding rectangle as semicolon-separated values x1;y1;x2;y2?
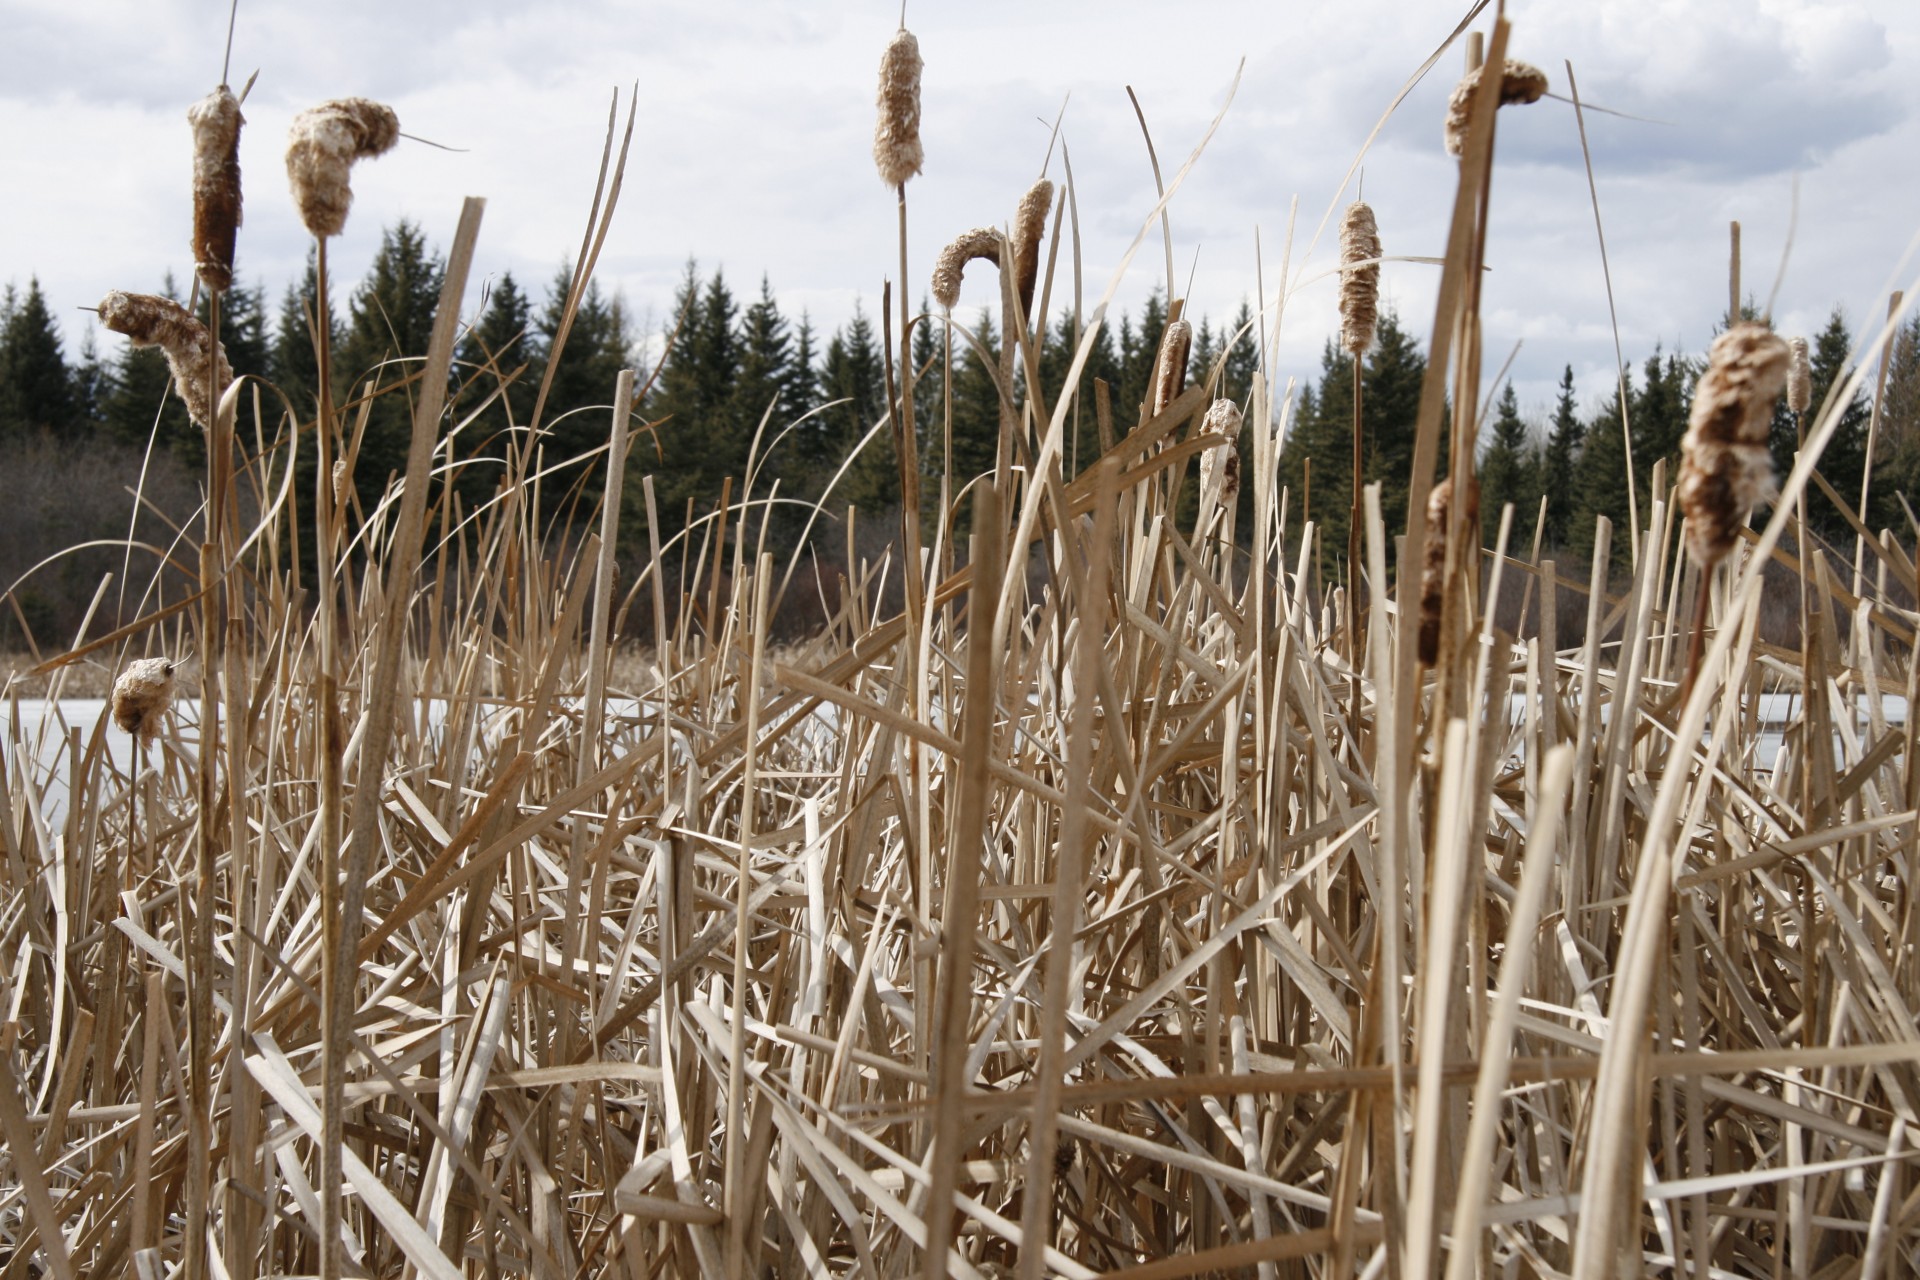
7;15;1920;1280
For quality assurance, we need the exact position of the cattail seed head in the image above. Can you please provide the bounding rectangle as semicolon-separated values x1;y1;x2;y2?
1417;477;1478;666
1011;178;1054;321
1198;399;1243;511
286;98;400;239
1338;200;1381;357
873;28;924;188
1786;336;1811;414
332;459;351;506
187;85;244;295
1677;323;1790;569
932;227;1006;311
1444;59;1549;158
97;290;232;430
1151;320;1192;418
111;657;177;748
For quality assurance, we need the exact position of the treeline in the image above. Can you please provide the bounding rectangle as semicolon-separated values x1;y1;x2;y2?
5;219;1919;633
1280;307;1920;567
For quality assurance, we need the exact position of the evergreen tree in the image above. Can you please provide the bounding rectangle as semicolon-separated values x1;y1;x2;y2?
0;278;76;436
70;328;109;433
1220;299;1260;408
1118;289;1169;424
1799;309;1871;539
1876;313;1920;531
788;312;820;427
1571;368;1634;565
1539;365;1584;549
271;247;340;417
537;268;635;508
1479;382;1536;547
338;220;446;497
732;275;792;463
820;303;890;513
1038;305;1122;476
452;270;539;501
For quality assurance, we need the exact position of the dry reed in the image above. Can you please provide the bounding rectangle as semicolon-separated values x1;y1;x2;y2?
285;97;400;238
187;85;243;295
9;13;1920;1280
96;289;232;429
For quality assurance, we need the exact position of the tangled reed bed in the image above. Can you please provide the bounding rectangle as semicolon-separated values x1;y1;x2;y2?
5;8;1920;1279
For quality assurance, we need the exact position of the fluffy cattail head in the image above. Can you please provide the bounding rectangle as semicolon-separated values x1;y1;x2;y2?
286;98;400;238
1011;178;1054;321
187;85;244;295
1338;200;1381;356
1677;323;1790;568
1444;59;1549;157
873;29;924;188
932;227;1006;311
1786;336;1811;414
97;290;232;430
111;657;177;748
1197;399;1243;514
1150;319;1192;418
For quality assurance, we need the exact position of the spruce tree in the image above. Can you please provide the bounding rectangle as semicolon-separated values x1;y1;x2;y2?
452;270;538;502
1800;309;1870;539
820;304;890;513
1570;368;1634;566
1539;365;1584;549
338;220;447;498
537;268;635;508
271;247;340;417
0;278;76;436
1479;382;1536;547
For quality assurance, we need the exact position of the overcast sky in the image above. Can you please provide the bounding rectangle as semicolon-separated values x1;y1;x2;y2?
5;0;1918;429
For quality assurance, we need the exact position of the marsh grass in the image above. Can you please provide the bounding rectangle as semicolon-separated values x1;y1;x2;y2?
3;7;1920;1278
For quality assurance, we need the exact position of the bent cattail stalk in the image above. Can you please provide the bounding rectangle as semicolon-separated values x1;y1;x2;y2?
1150;319;1192;418
111;658;177;748
1339;201;1381;356
187;86;244;294
1443;59;1549;157
97;290;232;430
873;29;924;188
286;98;401;239
1197;399;1243;514
1786;336;1811;415
1011;178;1054;321
932;227;1007;311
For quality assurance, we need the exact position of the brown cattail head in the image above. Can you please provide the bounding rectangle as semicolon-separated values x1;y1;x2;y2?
1150;319;1192;418
286;98;400;238
1786;336;1811;414
1443;59;1549;157
1417;476;1479;666
873;28;924;188
188;86;244;295
111;657;177;748
1677;322;1790;569
97;290;232;430
1197;399;1243;512
932;227;1006;311
1338;200;1381;356
1011;178;1054;321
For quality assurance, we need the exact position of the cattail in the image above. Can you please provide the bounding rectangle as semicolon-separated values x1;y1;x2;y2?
97;291;232;430
332;459;351;505
187;85;244;295
1011;178;1054;321
1786;336;1811;414
1418;477;1478;666
873;28;924;188
1677;323;1790;568
1338;201;1381;356
1198;399;1243;513
932;227;1006;311
1443;59;1549;157
111;657;177;748
286;98;400;239
1150;319;1192;417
